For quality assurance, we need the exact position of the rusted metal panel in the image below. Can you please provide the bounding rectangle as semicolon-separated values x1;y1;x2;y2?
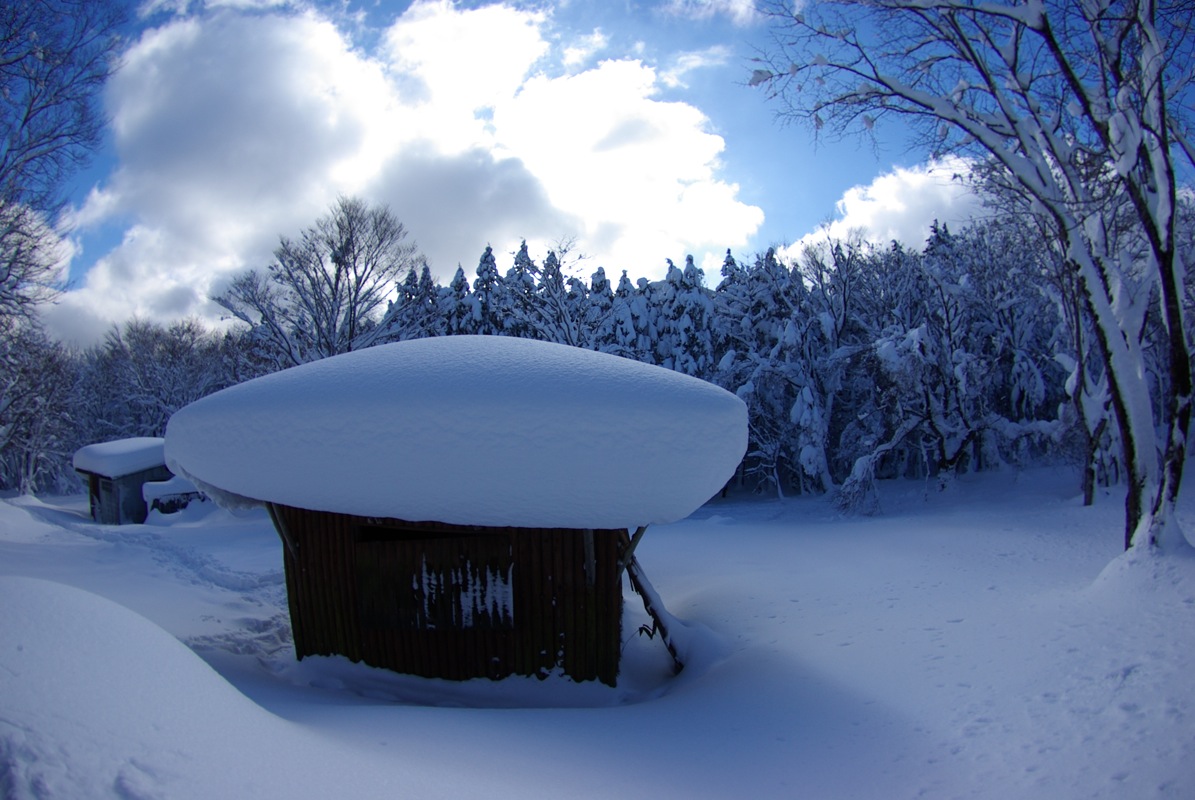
269;506;628;685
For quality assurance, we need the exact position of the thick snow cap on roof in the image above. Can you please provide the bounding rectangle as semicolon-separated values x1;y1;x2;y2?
73;437;166;478
165;336;747;529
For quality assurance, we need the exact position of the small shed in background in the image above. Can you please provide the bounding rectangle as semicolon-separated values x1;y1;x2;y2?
73;438;172;525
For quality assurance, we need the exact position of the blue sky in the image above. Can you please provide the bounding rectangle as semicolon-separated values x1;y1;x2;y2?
46;0;982;343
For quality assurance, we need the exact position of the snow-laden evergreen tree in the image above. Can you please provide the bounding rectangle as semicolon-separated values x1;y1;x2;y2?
565;275;591;347
377;262;444;342
633;277;663;364
598;271;641;359
653;260;683;369
415;263;448;338
714;248;823;495
654;257;715;378
471;246;504;335
443;266;474;335
585;267;614;350
501;240;538;338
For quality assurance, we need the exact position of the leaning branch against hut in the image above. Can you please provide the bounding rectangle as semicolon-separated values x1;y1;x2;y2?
626;554;684;675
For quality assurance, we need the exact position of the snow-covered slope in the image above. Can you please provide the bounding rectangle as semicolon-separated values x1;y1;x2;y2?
166;336;747;528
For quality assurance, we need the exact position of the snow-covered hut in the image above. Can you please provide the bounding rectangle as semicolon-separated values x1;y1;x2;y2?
73;438;173;525
165;336;747;685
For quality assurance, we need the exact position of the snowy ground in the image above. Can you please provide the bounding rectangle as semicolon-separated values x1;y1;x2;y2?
2;467;1193;799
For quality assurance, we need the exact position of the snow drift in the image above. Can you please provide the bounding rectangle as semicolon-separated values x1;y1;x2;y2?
0;575;457;799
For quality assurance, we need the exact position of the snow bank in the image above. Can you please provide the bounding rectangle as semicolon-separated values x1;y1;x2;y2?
0;576;454;799
71;437;165;478
166;336;747;528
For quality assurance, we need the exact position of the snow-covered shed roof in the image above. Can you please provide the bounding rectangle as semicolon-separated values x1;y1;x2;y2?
165;336;747;529
73;438;167;479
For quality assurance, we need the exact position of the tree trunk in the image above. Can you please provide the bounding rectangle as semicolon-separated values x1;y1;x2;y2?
1072;242;1158;552
1082;417;1107;507
1146;246;1193;552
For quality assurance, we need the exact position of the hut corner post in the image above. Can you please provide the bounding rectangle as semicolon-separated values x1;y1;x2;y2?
620;526;684;675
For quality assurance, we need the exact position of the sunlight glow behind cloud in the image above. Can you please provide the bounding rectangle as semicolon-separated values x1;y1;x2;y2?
48;1;764;342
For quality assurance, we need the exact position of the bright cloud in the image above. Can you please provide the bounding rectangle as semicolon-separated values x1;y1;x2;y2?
494;58;763;275
49;2;764;342
48;10;402;341
660;45;732;89
781;156;986;260
382;1;547;129
664;0;760;26
562;29;608;68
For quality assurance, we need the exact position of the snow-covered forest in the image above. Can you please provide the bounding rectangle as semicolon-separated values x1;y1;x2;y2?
5;198;1193;516
2;0;1193;556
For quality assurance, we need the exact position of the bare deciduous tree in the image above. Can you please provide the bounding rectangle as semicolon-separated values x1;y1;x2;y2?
0;0;127;209
0;0;127;491
0;204;66;326
0;0;127;322
215;196;422;368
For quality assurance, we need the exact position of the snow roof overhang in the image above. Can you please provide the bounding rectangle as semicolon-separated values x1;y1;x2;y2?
73;438;167;479
165;336;747;529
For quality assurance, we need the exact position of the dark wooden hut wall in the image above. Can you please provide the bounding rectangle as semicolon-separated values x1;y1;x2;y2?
82;465;172;525
270;504;628;685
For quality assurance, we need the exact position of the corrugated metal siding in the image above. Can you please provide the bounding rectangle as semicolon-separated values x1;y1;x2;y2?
81;465;172;524
270;505;627;686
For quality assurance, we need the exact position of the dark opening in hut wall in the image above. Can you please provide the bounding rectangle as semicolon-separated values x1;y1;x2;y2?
356;526;515;633
269;504;629;685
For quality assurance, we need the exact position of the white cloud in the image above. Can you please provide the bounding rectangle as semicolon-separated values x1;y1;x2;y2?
781;156;984;260
50;3;763;342
493;58;762;276
660;45;732;89
664;0;761;26
562;28;608;68
382;1;548;130
53;10;400;341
